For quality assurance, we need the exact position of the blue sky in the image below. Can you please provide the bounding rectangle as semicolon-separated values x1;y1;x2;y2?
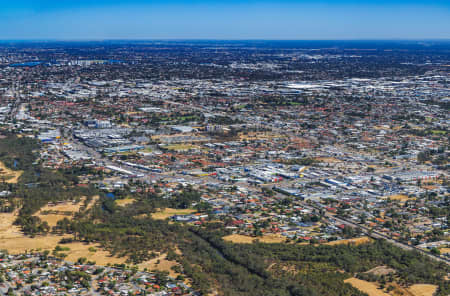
1;0;449;40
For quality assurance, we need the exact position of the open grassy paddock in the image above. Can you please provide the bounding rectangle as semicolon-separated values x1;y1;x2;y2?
0;161;23;183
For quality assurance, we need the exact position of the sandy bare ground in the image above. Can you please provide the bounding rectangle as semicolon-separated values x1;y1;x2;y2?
151;208;196;220
407;284;438;296
344;278;390;296
0;161;23;183
325;237;371;246
223;234;286;244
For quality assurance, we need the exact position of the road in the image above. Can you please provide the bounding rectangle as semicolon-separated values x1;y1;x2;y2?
296;199;450;266
65;122;450;267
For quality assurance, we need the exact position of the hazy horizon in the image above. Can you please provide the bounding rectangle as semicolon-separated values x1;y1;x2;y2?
1;38;450;42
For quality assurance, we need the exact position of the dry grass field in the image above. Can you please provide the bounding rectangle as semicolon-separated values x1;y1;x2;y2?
165;144;199;151
387;194;410;201
115;198;136;207
0;192;187;276
407;284;438;296
439;247;450;254
0;234;71;254
38;214;69;227
62;242;127;265
0;212;182;273
325;237;371;246
137;253;180;277
421;184;437;190
314;157;342;163
0;196;99;252
238;132;284;141
345;277;438;296
151;208;196;220
35;196;99;227
0;161;23;183
36;203;81;227
344;278;390;296
365;266;396;276
223;234;286;244
85;195;100;210
0;212;71;253
39;201;84;213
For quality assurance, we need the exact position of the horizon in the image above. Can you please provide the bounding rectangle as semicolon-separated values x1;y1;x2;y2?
1;39;450;42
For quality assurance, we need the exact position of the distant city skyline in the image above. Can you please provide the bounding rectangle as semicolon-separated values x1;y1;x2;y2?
1;0;449;40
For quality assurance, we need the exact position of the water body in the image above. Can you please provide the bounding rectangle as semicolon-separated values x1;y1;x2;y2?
10;61;43;67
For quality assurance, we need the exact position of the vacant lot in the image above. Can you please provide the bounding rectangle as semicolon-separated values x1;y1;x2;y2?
344;278;390;296
326;237;371;246
223;234;286;244
0;161;23;183
151;208;196;220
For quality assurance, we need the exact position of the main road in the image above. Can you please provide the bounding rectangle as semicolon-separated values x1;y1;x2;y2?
66;120;450;267
294;198;450;266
